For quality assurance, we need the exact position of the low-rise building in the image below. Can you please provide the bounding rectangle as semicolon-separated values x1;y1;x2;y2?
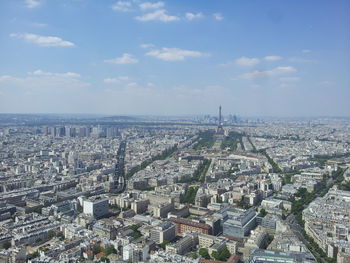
170;218;212;236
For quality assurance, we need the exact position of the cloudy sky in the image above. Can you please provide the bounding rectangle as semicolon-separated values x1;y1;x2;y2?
0;0;349;116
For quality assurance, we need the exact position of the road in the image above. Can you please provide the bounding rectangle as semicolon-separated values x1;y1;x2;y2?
114;140;126;193
286;214;326;263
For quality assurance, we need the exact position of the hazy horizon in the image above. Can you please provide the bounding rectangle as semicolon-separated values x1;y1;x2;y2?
1;112;350;120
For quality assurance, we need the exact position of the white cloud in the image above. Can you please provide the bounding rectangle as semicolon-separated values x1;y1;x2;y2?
302;49;311;53
235;56;260;67
185;12;203;20
112;1;133;12
25;0;41;8
29;69;80;78
0;75;17;82
264;55;282;61
280;77;300;82
140;43;155;49
10;33;75;47
213;13;223;21
104;53;139;64
104;76;131;83
135;9;179;22
139;1;164;10
0;70;88;90
146;47;209;61
240;66;297;79
126;82;139;88
269;66;297;75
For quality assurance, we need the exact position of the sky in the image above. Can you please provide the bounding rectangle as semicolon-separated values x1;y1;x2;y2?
0;0;349;117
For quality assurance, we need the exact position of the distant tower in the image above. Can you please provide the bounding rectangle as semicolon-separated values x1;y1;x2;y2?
216;105;225;137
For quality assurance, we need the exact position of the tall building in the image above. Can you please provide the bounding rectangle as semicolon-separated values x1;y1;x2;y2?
215;105;226;137
215;206;257;238
150;221;176;244
123;243;149;263
83;197;109;218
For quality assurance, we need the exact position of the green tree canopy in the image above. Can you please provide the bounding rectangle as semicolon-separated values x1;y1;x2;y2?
3;241;11;250
160;240;169;250
211;251;219;260
218;248;231;261
259;208;267;217
190;252;198;259
199;248;210;259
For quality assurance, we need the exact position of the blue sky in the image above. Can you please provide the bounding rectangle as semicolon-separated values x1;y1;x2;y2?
0;0;349;116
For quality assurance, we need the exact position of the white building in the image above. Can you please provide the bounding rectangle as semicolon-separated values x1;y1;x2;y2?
123;243;149;263
83;197;109;218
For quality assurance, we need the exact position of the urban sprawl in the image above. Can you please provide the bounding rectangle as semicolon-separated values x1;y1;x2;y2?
0;111;349;263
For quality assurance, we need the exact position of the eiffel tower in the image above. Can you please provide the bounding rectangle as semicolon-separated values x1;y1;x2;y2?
216;105;225;137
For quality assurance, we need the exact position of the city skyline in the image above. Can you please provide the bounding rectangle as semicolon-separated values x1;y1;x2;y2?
0;0;349;116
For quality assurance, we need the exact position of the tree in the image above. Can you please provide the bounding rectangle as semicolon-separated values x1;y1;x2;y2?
181;186;199;204
190;252;198;259
237;196;250;209
56;232;64;240
218;248;231;261
3;241;11;249
98;257;110;263
31;207;42;214
193;130;215;150
48;230;55;239
199;248;210;259
211;251;219;260
132;231;142;240
93;245;102;255
27;251;39;260
295;187;307;198
129;224;142;240
259;208;267;217
129;224;139;232
262;235;274;249
160;240;169;250
103;246;116;256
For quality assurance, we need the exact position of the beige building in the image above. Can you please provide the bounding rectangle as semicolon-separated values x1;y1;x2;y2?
131;200;149;214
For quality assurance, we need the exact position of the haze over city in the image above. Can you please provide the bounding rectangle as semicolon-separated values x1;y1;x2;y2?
0;0;349;116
